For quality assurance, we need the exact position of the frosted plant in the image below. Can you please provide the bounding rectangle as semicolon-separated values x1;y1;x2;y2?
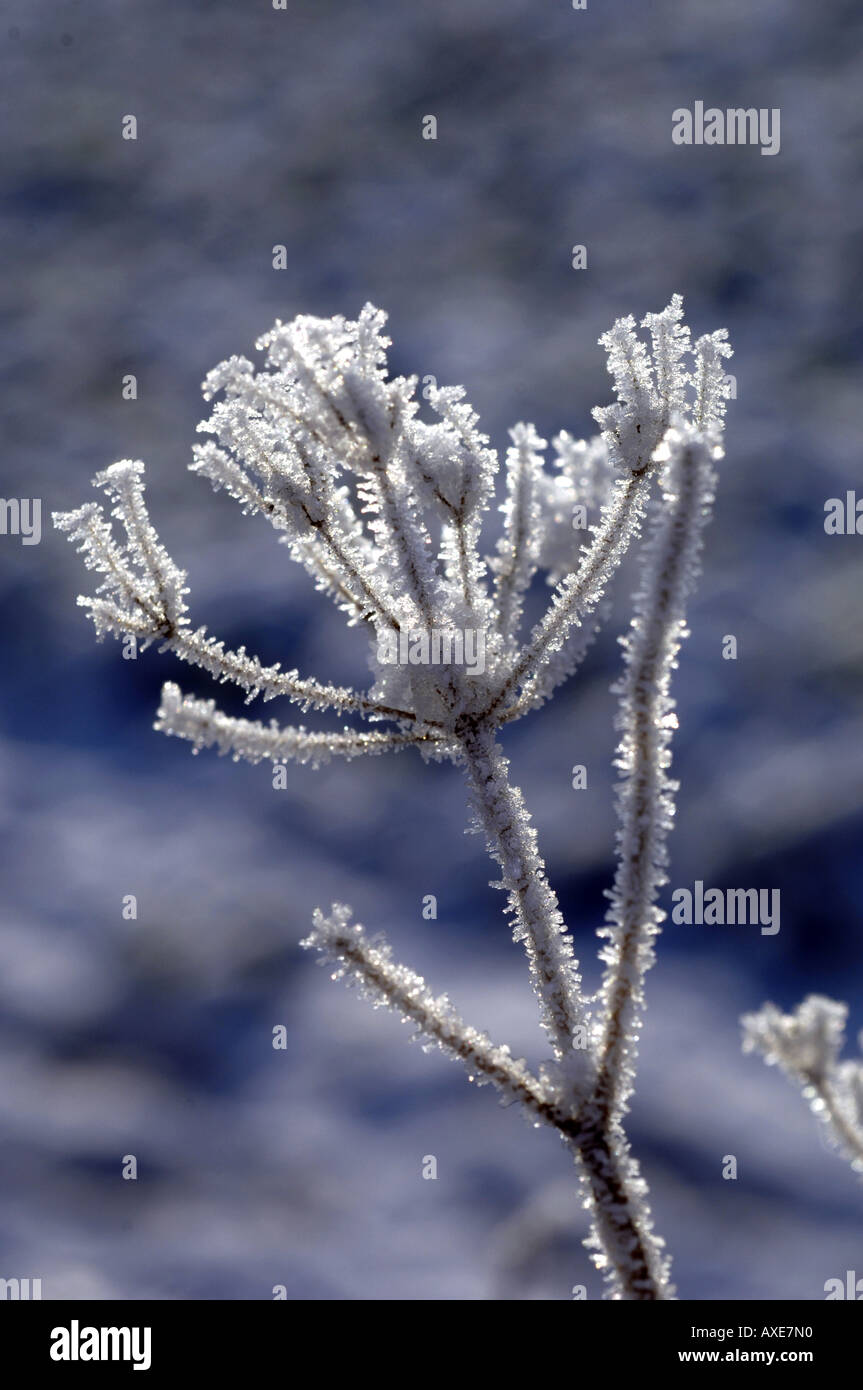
742;996;863;1175
55;296;732;1300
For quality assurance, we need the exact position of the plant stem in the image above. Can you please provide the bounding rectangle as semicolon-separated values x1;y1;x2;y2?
460;719;670;1299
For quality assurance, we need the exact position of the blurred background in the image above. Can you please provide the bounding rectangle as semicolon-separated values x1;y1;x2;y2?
1;0;862;1299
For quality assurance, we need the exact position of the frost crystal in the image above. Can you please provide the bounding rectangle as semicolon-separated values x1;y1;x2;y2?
743;996;863;1173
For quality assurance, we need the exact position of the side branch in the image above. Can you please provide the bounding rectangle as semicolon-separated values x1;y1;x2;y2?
301;904;558;1118
166;625;430;725
482;469;653;724
743;996;863;1174
155;684;454;767
55;484;434;728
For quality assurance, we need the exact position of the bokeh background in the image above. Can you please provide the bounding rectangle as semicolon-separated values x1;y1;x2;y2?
2;0;862;1300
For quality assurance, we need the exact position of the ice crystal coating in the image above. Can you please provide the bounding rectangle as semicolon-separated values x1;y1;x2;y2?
55;298;733;1300
742;996;863;1173
596;423;722;1130
303;904;560;1116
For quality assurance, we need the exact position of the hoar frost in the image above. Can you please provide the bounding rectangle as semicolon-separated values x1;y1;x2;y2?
56;296;736;1300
